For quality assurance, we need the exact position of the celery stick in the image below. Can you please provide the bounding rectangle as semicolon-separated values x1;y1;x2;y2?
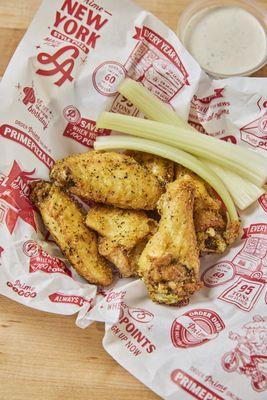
119;78;266;210
201;159;265;210
119;78;189;128
96;112;266;187
94;135;238;222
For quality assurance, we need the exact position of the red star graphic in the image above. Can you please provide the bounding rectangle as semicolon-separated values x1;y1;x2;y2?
0;161;37;234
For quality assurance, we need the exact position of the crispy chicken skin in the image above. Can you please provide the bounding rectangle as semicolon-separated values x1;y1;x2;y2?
30;181;113;286
138;178;203;305
176;166;240;253
50;151;163;210
86;205;157;277
98;238;147;278
86;205;157;249
125;150;174;187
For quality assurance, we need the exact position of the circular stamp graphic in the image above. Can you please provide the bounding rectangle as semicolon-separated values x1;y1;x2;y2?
23;240;39;257
202;261;235;287
251;271;263;280
128;308;154;323
171;308;225;348
92;61;126;97
259;116;267;134
63;105;81;124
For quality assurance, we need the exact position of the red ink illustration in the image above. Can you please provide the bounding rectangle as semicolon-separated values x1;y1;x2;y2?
259;193;267;213
123;26;189;103
218;277;264;312
49;292;92;307
232;224;267;282
0;125;54;168
0;161;37;234
128;308;154;324
221;135;237;144
171;369;225;400
191;88;224;106
63;115;110;148
111;304;157;355
36;45;80;87
171;308;225;348
63;105;81;124
6;279;37;298
222;315;267;392
105;289;126;303
240;111;267;151
23;240;72;277
188;88;230;135
93;61;126;96
23;240;39;257
22;87;36;106
202;261;235;288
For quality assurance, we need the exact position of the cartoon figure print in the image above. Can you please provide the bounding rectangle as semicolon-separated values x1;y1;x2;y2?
222;315;267;392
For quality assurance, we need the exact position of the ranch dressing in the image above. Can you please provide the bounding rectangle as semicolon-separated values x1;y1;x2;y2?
183;6;267;76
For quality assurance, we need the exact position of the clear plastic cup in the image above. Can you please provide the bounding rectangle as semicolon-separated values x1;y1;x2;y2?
178;0;267;77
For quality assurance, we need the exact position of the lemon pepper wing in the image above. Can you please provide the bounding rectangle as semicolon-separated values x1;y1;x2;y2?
50;151;163;210
138;178;202;305
176;165;240;253
85;204;157;249
30;181;113;286
97;238;147;278
86;205;157;277
125;150;174;187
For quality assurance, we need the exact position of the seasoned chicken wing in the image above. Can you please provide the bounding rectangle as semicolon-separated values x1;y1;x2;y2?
176;166;240;253
50;151;163;210
30;181;113;286
98;238;147;278
125;150;174;187
86;205;157;249
86;205;157;277
138;178;203;305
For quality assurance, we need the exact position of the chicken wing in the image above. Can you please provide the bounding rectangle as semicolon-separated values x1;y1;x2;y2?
30;181;113;286
138;178;203;305
125;150;174;187
98;238;147;278
50;151;163;210
86;205;157;277
176;166;240;253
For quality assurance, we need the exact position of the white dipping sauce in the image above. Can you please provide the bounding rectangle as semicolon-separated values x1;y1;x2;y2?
183;6;267;76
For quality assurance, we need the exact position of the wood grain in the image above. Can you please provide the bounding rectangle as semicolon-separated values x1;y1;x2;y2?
0;296;159;400
0;1;266;399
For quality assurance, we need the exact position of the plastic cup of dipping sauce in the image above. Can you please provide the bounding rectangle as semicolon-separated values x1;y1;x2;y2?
178;0;267;77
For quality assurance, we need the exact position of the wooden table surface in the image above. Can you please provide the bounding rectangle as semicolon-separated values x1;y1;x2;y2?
0;1;266;399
